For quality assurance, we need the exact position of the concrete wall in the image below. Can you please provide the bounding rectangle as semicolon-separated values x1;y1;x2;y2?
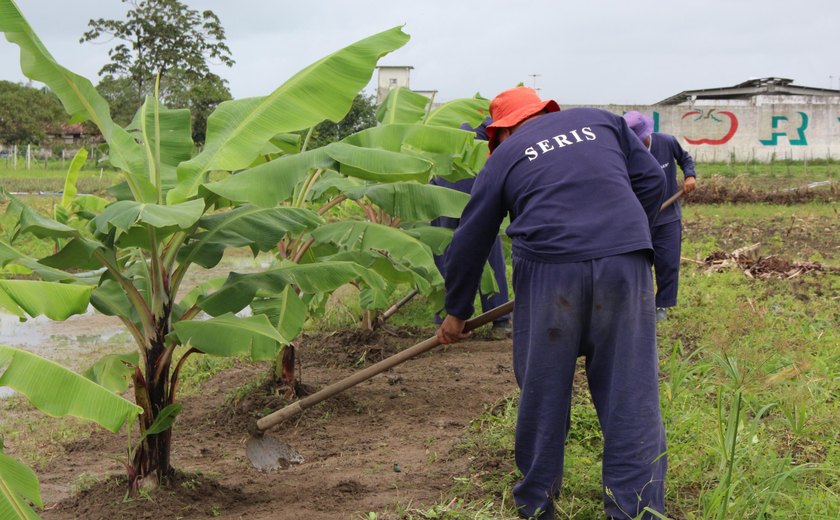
579;99;840;162
376;67;412;105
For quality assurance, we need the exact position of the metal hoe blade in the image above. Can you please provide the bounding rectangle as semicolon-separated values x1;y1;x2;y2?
246;434;304;471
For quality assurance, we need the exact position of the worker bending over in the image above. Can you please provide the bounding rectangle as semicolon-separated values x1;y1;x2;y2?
437;87;668;519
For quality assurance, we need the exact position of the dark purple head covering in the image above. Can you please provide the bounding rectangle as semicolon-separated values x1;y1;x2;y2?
623;111;654;141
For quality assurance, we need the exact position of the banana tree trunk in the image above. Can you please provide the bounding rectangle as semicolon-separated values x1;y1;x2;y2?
275;344;297;399
130;329;174;491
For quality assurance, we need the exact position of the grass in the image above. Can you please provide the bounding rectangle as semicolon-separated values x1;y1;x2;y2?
694;160;837;182
0;166;119;195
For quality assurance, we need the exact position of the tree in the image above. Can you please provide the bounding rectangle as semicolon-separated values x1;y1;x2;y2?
308;93;378;148
83;0;234;142
161;70;232;144
0;81;65;144
81;0;234;99
96;71;231;144
94;75;138;127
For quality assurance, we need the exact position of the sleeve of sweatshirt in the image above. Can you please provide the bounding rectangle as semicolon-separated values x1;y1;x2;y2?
443;162;507;320
672;137;696;178
620;119;667;228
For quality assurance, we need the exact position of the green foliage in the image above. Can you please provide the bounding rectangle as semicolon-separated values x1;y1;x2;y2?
95;75;140;127
81;0;235;142
0;81;65;145
0;449;42;519
376;87;430;124
309;93;378;148
0;280;92;320
0;344;141;519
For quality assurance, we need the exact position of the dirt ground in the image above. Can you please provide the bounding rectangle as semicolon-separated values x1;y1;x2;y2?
36;328;517;520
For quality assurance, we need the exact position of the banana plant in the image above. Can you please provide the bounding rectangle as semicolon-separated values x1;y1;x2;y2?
0;0;409;491
203;87;492;312
201;88;492;382
0;344;141;520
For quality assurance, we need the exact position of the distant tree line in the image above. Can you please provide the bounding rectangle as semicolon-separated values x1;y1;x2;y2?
1;0;378;149
0;80;65;145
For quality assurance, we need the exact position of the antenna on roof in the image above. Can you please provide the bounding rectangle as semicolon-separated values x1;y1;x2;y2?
529;73;541;92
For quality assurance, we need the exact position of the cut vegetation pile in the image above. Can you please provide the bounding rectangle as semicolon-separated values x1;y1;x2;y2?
686;181;837;204
699;243;840;279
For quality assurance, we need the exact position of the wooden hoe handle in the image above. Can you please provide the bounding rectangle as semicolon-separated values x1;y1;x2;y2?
660;189;685;211
256;300;515;431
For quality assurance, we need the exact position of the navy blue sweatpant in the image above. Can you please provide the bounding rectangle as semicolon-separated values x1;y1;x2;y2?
434;230;510;324
651;220;682;309
510;252;666;519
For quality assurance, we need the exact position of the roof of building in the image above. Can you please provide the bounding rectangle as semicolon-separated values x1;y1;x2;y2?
657;77;840;105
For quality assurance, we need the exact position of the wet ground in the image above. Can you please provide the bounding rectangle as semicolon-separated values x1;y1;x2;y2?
0;252;272;395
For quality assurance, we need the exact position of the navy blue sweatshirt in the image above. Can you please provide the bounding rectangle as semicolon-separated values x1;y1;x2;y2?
429;118;491;226
649;133;696;226
443;108;666;319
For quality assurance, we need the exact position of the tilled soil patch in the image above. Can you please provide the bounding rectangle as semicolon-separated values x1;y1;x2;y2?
36;330;516;520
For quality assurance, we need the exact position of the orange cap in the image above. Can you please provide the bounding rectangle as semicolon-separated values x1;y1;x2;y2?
486;87;560;152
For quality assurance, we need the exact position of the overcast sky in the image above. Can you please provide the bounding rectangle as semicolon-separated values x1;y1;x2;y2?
2;0;838;105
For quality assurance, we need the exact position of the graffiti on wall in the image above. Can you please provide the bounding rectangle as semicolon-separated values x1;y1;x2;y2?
680;109;739;145
759;112;809;146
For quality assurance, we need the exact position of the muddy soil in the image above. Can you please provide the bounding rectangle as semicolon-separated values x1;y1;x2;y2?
34;328;517;520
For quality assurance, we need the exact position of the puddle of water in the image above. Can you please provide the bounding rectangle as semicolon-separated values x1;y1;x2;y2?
0;305;125;349
0;251;274;399
778;180;833;192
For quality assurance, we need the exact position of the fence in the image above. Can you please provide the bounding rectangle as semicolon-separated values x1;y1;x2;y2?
0;145;104;171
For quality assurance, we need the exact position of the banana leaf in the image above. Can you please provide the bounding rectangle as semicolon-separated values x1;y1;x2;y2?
54;149;89;224
173;313;287;360
91;199;205;237
250;287;307;343
197;261;388;316
0;242;82;283
83;351;140;394
311;221;440;281
201;148;335;207
178;205;322;269
322;142;433;183
169;26;410;203
0;344;140;518
0;345;141;432
375;86;429;124
425;95;489;129
0;280;92;320
344;182;468;221
0;450;41;519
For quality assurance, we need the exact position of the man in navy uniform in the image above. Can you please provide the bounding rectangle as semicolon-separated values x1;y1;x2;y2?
436;87;667;519
430;117;512;338
623;111;697;322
